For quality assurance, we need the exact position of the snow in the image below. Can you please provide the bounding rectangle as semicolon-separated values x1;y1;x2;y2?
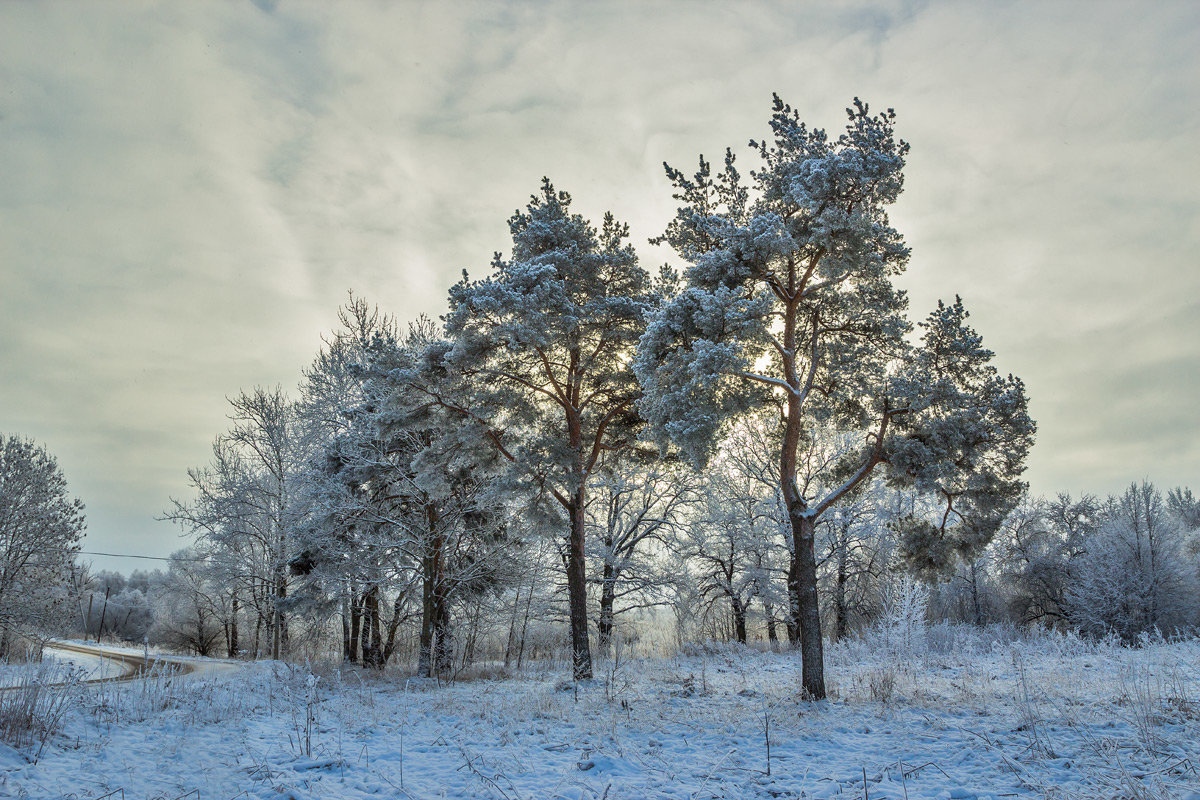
2;628;1199;799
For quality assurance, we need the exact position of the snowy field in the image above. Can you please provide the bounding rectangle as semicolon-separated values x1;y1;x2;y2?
1;627;1199;800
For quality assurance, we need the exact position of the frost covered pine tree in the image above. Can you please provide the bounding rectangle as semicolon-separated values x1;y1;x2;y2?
636;97;1034;698
0;435;85;653
431;180;659;680
369;318;519;677
292;299;418;669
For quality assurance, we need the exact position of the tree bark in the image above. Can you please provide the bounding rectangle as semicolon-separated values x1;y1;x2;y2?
347;588;361;665
271;570;287;660
764;599;779;649
459;598;481;673
433;588;453;675
341;592;353;662
228;592;240;658
97;586;110;643
730;595;748;644
253;611;262;658
418;594;434;677
382;588;406;666
504;587;521;669
566;491;593;680
194;601;210;656
362;585;384;669
418;503;445;677
969;559;984;626
834;546;850;641
597;558;617;658
517;577;534;670
788;512;826;699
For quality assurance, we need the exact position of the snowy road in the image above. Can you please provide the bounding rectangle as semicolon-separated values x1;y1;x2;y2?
44;641;178;684
6;641;243;689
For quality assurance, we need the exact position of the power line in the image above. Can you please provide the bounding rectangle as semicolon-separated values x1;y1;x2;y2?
77;550;207;563
75;549;267;572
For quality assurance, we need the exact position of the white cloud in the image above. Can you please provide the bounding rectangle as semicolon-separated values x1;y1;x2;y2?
1;0;1196;568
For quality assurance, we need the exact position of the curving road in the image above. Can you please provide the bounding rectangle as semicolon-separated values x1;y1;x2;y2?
0;642;240;694
43;641;197;685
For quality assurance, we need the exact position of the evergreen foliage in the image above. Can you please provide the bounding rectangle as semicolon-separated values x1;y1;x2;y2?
429;179;660;679
636;96;1034;697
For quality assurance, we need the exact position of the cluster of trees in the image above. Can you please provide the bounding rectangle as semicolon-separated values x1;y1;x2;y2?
154;97;1041;698
962;484;1200;640
69;465;1200;664
8;99;1196;696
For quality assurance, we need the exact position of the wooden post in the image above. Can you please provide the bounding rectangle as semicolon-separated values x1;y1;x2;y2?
96;586;111;643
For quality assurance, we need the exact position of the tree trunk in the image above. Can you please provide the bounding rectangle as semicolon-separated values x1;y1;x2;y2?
969;559;984;626
566;491;593;680
382;588;406;666
97;586;110;643
418;504;444;678
418;572;435;677
253;611;262;658
788;512;826;699
459;598;480;673
433;588;453;676
596;559;617;658
271;568;287;660
517;577;535;670
504;588;522;669
730;595;748;644
194;602;209;656
362;585;384;669
341;592;353;662
764;599;779;649
228;592;240;658
348;587;361;665
834;546;850;641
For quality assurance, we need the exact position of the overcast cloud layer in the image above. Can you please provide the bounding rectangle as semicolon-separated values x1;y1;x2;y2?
2;1;1197;571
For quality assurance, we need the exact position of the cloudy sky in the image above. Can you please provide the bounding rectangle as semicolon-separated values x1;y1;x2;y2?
2;1;1197;572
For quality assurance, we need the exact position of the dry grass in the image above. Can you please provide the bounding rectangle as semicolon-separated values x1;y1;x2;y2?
0;661;78;761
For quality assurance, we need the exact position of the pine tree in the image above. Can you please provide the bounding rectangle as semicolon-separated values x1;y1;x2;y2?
370;319;518;677
637;97;1034;698
427;180;659;680
292;299;416;669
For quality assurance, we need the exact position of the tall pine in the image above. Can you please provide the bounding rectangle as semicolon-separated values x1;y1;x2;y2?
637;98;1034;698
434;180;657;679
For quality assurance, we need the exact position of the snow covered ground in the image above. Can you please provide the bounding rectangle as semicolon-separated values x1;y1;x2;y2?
1;627;1198;799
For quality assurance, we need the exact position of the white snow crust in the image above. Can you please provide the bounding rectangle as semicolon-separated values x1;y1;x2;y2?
2;627;1198;800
